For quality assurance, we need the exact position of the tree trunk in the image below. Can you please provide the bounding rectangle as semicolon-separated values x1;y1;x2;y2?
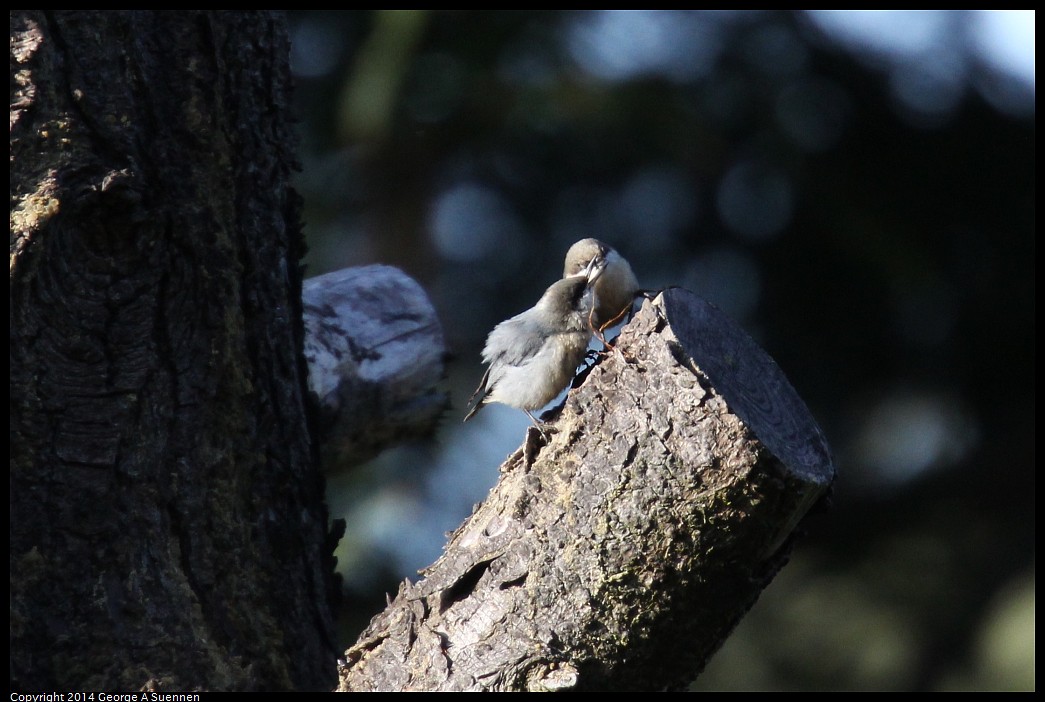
338;289;834;691
10;11;337;691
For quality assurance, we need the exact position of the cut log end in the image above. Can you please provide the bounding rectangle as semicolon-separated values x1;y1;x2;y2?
338;286;834;692
303;265;449;470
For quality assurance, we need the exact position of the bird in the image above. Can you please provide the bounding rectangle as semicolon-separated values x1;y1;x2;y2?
562;238;640;335
464;254;607;429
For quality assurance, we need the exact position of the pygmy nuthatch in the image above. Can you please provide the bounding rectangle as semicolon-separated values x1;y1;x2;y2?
464;255;607;426
563;238;640;331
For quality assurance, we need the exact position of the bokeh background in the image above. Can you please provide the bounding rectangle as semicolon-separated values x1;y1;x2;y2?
288;11;1034;691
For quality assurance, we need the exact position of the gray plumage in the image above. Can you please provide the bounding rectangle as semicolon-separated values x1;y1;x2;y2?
563;238;640;330
464;256;606;424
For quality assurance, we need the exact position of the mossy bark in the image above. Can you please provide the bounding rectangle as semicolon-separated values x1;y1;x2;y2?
10;11;337;691
339;291;834;691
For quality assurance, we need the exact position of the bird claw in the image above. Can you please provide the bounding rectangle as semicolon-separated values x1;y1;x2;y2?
527;423;549;443
525;411;555;443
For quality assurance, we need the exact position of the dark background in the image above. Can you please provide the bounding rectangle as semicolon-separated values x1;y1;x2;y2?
288;11;1034;691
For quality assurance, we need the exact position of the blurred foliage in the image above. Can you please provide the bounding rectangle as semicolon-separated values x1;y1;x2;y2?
288;10;1034;691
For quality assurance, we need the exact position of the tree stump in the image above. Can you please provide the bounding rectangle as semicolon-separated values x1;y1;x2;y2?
338;288;835;691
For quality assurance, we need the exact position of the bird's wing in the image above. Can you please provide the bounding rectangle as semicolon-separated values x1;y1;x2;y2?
482;316;549;368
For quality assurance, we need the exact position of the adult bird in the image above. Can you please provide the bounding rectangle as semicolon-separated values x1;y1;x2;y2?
562;238;640;335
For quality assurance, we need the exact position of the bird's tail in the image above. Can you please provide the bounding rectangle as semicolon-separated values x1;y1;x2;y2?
463;367;492;422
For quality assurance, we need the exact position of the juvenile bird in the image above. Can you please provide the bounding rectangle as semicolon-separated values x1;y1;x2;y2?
464;255;607;428
563;238;640;333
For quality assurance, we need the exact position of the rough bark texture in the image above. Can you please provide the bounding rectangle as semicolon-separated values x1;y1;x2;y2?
304;265;449;471
10;11;337;691
338;289;834;691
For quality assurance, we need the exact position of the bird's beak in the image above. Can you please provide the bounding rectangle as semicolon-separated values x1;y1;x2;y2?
584;253;607;284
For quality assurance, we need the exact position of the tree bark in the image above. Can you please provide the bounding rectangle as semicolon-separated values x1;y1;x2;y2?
304;265;449;472
338;289;834;691
10;11;337;691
